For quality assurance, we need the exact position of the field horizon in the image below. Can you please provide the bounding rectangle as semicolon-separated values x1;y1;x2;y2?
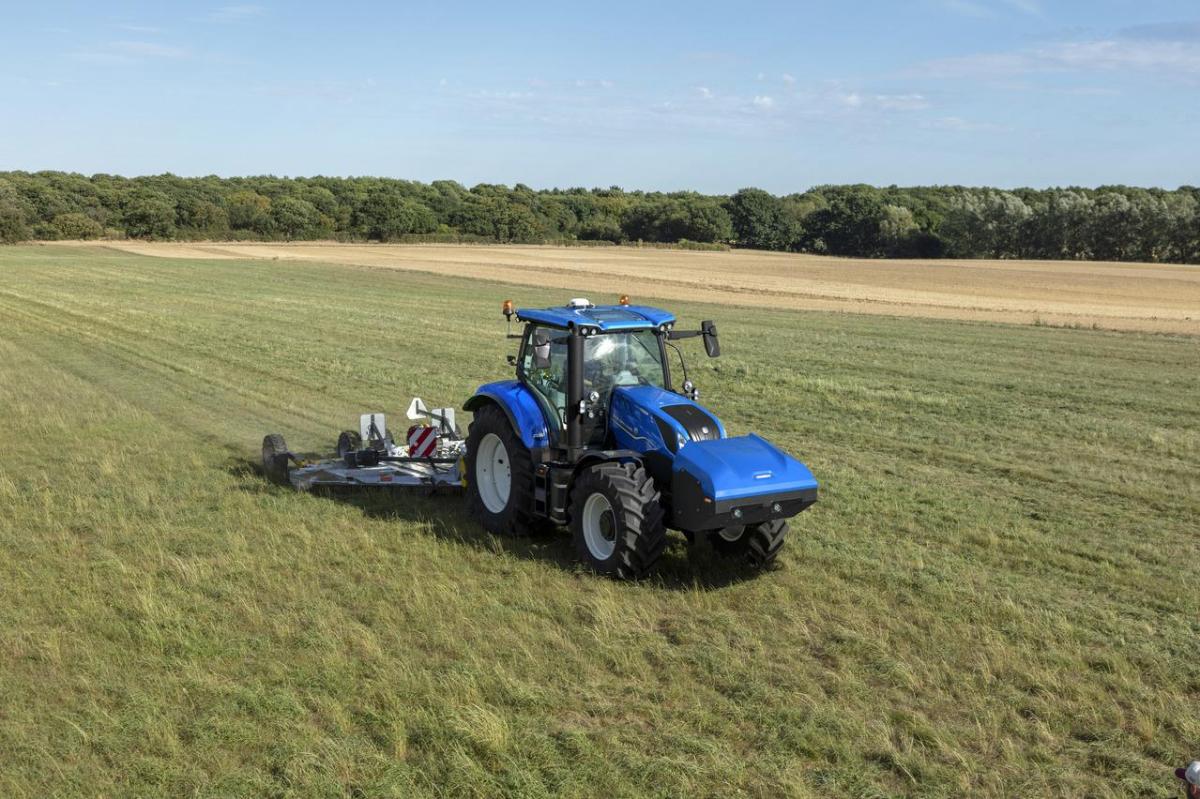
1;243;1198;797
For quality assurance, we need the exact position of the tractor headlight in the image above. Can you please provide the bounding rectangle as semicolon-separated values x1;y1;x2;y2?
732;508;744;519
588;390;600;403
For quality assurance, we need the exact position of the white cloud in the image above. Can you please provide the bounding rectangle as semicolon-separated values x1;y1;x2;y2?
1003;0;1041;15
114;24;163;34
1047;39;1200;73
1119;21;1200;42
472;89;533;100
110;40;188;58
874;93;930;110
696;86;713;99
925;115;1006;132
69;39;189;63
908;34;1200;82
840;92;863;107
942;0;992;18
942;0;1040;17
209;5;264;23
781;73;796;85
752;95;774;109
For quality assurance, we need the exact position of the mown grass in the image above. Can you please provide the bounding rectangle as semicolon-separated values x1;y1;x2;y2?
0;244;1197;798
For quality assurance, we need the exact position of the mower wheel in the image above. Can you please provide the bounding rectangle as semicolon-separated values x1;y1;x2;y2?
708;519;789;568
465;404;538;536
336;430;362;459
570;461;666;580
262;433;291;485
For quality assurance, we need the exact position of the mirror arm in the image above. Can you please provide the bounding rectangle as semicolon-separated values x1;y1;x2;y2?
666;341;689;391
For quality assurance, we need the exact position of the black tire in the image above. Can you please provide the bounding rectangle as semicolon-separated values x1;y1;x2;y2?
708;519;789;568
465;404;537;536
336;430;362;459
262;433;290;485
570;462;666;580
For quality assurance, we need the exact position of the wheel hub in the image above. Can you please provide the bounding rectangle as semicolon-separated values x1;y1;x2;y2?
582;493;617;560
475;433;511;513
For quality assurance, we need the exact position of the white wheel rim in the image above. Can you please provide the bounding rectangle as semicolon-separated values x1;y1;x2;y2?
717;525;745;542
475;433;511;514
582;493;617;560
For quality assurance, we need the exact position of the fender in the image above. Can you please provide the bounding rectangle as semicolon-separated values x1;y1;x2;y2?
463;380;552;450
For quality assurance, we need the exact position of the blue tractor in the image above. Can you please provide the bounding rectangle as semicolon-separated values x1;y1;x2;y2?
463;297;818;579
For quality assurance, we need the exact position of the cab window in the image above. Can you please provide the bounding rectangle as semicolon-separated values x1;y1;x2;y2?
521;325;568;428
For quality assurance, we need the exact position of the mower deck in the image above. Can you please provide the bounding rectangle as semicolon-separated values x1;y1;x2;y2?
287;455;463;492
263;401;466;493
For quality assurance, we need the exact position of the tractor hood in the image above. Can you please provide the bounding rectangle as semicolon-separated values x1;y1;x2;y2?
674;434;818;503
670;434;819;532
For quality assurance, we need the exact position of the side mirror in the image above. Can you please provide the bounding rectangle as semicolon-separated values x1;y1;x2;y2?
532;333;552;369
701;320;720;358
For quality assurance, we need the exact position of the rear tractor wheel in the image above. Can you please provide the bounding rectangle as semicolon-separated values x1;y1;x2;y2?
465;404;538;536
570;462;666;580
708;519;789;569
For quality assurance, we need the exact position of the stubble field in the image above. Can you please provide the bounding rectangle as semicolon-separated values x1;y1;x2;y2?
73;240;1200;335
0;243;1198;798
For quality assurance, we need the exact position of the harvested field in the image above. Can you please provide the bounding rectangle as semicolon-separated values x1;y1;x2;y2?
68;240;1200;335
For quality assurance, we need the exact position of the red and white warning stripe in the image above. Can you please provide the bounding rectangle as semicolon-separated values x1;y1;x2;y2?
408;425;438;458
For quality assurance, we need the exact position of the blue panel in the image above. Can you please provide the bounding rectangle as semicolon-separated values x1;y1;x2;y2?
463;380;552;449
672;434;819;502
516;303;676;332
609;386;720;453
609;386;675;456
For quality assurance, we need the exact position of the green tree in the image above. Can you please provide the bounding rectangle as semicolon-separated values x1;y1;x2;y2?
803;189;889;256
52;213;104;240
227;190;272;233
726;188;796;250
355;190;438;241
578;214;624;243
122;190;176;239
0;179;30;243
271;197;321;239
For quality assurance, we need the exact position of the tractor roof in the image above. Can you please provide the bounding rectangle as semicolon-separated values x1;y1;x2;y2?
516;301;676;332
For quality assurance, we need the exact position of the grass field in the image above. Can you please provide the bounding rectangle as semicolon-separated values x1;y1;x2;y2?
1;243;1198;798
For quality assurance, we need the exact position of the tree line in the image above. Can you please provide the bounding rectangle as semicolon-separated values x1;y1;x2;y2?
1;171;1197;263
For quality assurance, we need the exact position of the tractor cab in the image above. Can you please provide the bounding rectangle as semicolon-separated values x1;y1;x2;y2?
512;299;679;449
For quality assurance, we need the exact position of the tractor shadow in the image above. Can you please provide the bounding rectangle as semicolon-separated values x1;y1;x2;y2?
227;458;765;591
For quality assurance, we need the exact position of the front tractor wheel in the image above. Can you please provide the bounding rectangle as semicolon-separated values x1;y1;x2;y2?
465;404;537;536
570;462;666;580
708;519;789;568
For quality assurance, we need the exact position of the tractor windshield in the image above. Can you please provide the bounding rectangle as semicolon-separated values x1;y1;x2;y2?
583;329;667;399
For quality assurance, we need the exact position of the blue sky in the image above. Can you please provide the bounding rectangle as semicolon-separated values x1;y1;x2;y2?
2;1;1198;192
